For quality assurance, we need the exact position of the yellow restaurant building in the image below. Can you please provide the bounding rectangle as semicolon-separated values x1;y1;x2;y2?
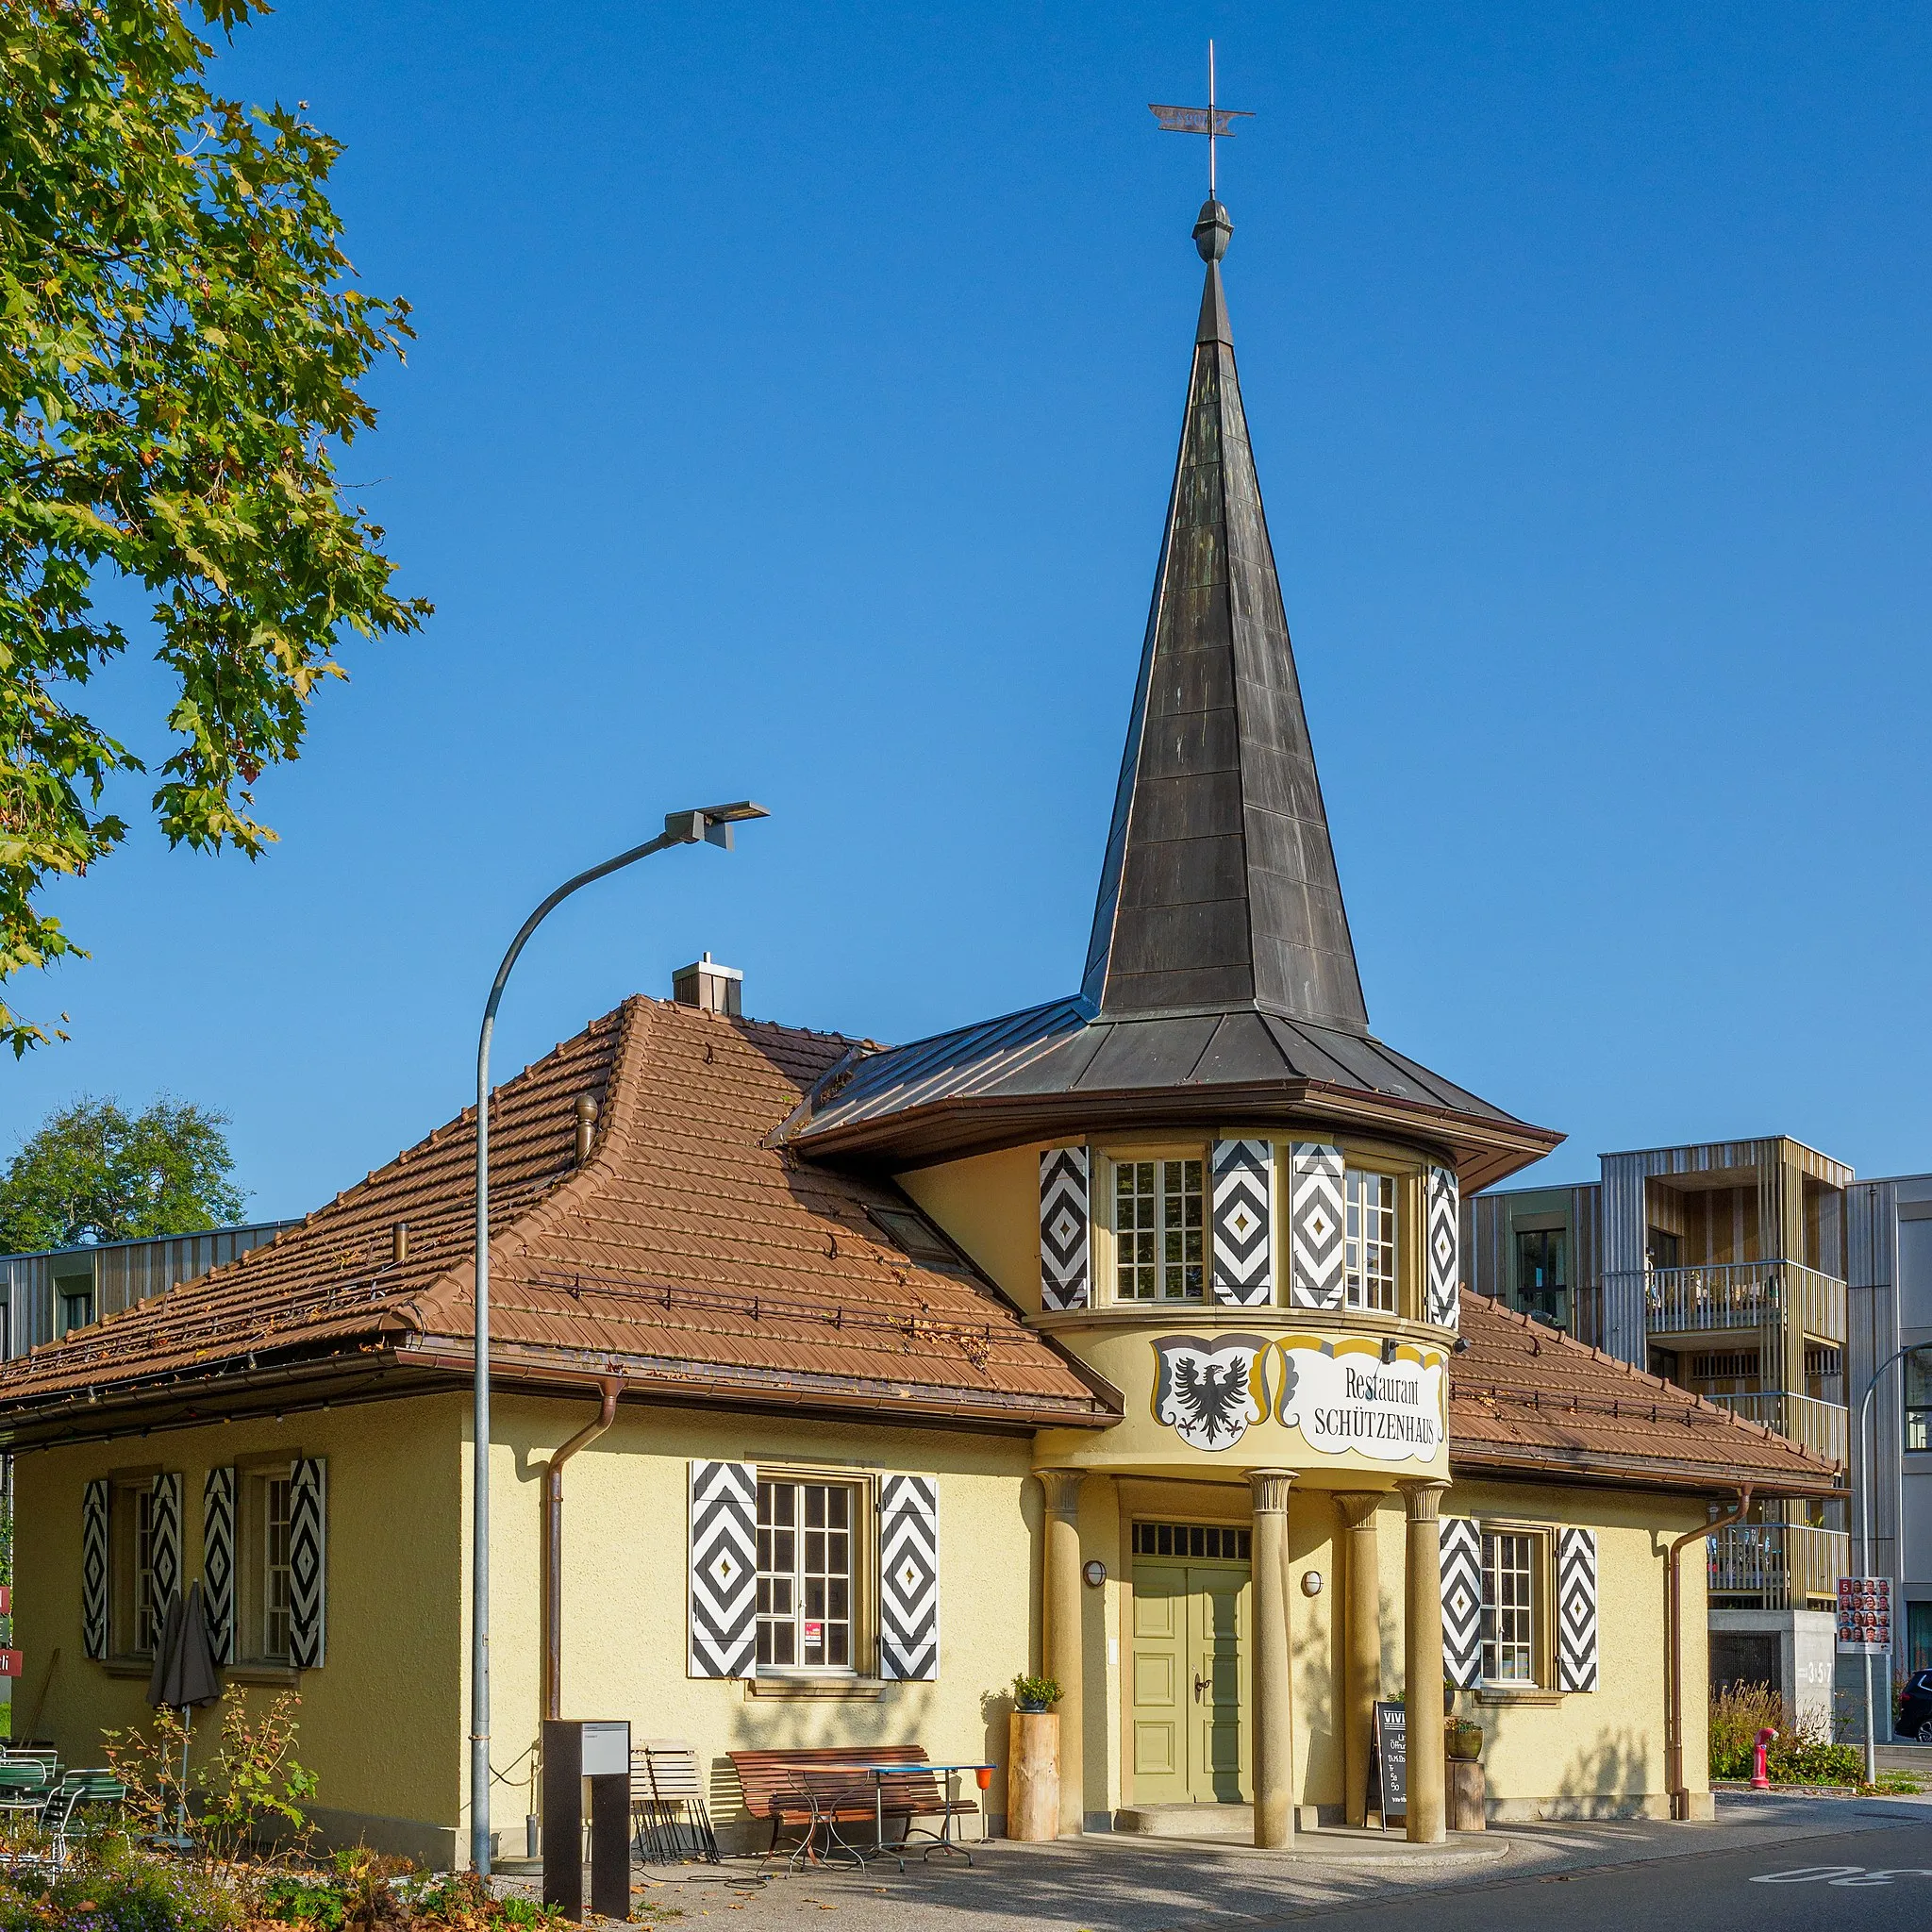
0;195;1838;1867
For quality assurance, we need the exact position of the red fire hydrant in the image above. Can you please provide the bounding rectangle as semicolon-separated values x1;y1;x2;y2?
1751;1726;1775;1790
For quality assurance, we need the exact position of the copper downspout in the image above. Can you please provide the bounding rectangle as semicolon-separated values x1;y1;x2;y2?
1666;1484;1750;1818
541;1377;621;1722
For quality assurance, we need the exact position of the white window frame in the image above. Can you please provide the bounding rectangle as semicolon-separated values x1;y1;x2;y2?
756;1475;860;1674
238;1468;295;1666
1481;1526;1543;1687
1111;1157;1206;1303
1344;1167;1399;1312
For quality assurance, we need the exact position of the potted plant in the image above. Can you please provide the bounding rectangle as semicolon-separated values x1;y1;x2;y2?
1012;1673;1061;1714
1446;1718;1484;1762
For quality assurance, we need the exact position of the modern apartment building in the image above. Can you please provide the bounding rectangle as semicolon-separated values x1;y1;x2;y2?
1846;1173;1932;1693
0;1222;295;1357
1465;1137;1854;1731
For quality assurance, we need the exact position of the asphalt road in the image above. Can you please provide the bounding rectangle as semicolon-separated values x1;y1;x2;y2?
1317;1821;1932;1932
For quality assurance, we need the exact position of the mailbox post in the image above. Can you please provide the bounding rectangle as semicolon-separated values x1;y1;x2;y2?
541;1719;631;1921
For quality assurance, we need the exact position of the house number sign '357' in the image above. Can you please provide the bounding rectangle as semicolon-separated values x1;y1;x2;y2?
1150;1335;1445;1460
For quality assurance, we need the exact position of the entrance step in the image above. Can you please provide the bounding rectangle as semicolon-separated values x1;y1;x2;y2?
1115;1804;1253;1838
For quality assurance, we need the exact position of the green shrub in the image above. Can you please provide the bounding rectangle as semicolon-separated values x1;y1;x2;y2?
1709;1680;1862;1785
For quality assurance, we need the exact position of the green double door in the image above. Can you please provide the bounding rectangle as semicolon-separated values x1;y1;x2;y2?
1129;1559;1250;1804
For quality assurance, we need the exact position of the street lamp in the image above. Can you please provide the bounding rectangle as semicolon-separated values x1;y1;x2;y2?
470;801;768;1875
1855;1341;1931;1785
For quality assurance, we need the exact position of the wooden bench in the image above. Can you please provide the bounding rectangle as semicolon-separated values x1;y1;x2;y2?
728;1745;977;1867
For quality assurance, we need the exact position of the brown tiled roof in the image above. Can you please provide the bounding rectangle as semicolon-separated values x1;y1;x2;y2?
0;1006;1845;1497
1449;1291;1841;1497
0;999;1114;1439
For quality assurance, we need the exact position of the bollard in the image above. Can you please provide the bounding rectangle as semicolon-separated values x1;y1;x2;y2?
1751;1726;1774;1791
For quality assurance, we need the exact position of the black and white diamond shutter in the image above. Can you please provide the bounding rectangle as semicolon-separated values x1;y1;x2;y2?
204;1468;237;1665
1427;1166;1459;1327
82;1479;109;1659
150;1472;183;1612
1039;1147;1091;1311
689;1460;758;1678
1210;1140;1273;1306
289;1457;327;1669
1557;1527;1599;1691
1288;1143;1345;1309
878;1475;940;1681
1441;1517;1482;1690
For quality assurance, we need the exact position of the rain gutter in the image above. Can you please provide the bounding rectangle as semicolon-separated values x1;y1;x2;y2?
543;1376;621;1722
1666;1483;1751;1818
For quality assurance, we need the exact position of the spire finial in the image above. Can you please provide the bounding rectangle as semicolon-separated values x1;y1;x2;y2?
1150;42;1253;246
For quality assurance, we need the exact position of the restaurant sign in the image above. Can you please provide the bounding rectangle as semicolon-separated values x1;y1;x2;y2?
1150;1334;1444;1462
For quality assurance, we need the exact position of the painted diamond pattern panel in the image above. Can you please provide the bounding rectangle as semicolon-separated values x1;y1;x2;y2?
1427;1166;1460;1328
150;1473;182;1613
1441;1517;1482;1690
1210;1139;1274;1306
1039;1147;1091;1311
1289;1143;1345;1309
82;1478;109;1659
689;1459;758;1678
204;1467;237;1665
289;1457;327;1670
877;1474;940;1681
1557;1526;1599;1691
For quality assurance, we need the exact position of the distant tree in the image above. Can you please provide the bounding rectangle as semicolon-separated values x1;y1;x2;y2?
0;1093;245;1251
0;0;430;1056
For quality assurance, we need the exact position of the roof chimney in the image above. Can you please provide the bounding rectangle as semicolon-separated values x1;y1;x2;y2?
672;951;742;1018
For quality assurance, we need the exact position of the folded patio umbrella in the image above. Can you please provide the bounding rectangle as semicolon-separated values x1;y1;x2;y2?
146;1583;224;1840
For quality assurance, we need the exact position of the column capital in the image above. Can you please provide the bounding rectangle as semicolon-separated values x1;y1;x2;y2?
1397;1477;1450;1523
1247;1468;1295;1516
1034;1467;1086;1521
1334;1491;1384;1531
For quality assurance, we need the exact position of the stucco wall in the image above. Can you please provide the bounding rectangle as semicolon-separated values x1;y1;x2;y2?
12;1397;464;1862
1441;1479;1707;1822
469;1395;1044;1853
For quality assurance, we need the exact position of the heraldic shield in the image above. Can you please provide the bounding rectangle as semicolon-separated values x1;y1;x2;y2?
1151;1334;1273;1451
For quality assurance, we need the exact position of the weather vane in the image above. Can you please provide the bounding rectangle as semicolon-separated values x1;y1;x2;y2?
1149;41;1253;200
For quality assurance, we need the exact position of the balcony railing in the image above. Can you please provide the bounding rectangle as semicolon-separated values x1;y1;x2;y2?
1708;1391;1848;1469
1643;1260;1847;1345
1708;1524;1848;1609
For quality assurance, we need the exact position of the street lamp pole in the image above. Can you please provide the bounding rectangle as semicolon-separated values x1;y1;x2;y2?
1856;1341;1926;1786
470;802;768;1876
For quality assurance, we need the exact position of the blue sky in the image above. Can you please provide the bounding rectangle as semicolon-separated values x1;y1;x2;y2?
8;2;1931;1220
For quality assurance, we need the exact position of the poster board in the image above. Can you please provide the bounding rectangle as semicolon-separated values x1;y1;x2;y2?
1367;1699;1407;1825
1836;1576;1892;1656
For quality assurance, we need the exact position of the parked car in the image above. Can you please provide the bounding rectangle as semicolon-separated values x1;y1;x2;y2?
1899;1670;1932;1743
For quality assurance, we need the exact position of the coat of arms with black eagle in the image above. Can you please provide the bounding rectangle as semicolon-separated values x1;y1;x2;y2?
1151;1334;1284;1451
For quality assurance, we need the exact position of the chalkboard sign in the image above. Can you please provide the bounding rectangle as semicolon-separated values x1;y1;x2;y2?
1367;1700;1407;1823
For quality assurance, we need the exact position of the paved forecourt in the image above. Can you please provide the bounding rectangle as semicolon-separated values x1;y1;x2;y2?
538;1794;1932;1931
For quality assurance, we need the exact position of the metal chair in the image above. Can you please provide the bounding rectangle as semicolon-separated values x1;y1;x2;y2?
42;1772;126;1871
631;1741;720;1864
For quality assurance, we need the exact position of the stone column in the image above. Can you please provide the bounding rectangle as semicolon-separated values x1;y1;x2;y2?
1036;1468;1086;1836
1400;1478;1450;1844
1248;1469;1295;1847
1335;1492;1382;1828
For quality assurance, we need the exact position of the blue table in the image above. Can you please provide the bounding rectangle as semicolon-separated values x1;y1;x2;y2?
842;1760;995;1871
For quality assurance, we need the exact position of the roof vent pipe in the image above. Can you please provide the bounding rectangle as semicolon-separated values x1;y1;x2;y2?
574;1094;598;1165
672;952;743;1017
391;1222;408;1267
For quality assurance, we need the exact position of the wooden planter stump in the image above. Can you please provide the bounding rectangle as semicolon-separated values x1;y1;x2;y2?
1448;1759;1487;1832
1007;1711;1059;1840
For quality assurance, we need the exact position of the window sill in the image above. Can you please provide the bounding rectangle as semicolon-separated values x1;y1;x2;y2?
227;1663;302;1685
101;1659;157;1678
1475;1687;1563;1707
743;1676;886;1702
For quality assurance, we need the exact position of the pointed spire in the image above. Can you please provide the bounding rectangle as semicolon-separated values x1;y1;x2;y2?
1082;204;1370;1034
